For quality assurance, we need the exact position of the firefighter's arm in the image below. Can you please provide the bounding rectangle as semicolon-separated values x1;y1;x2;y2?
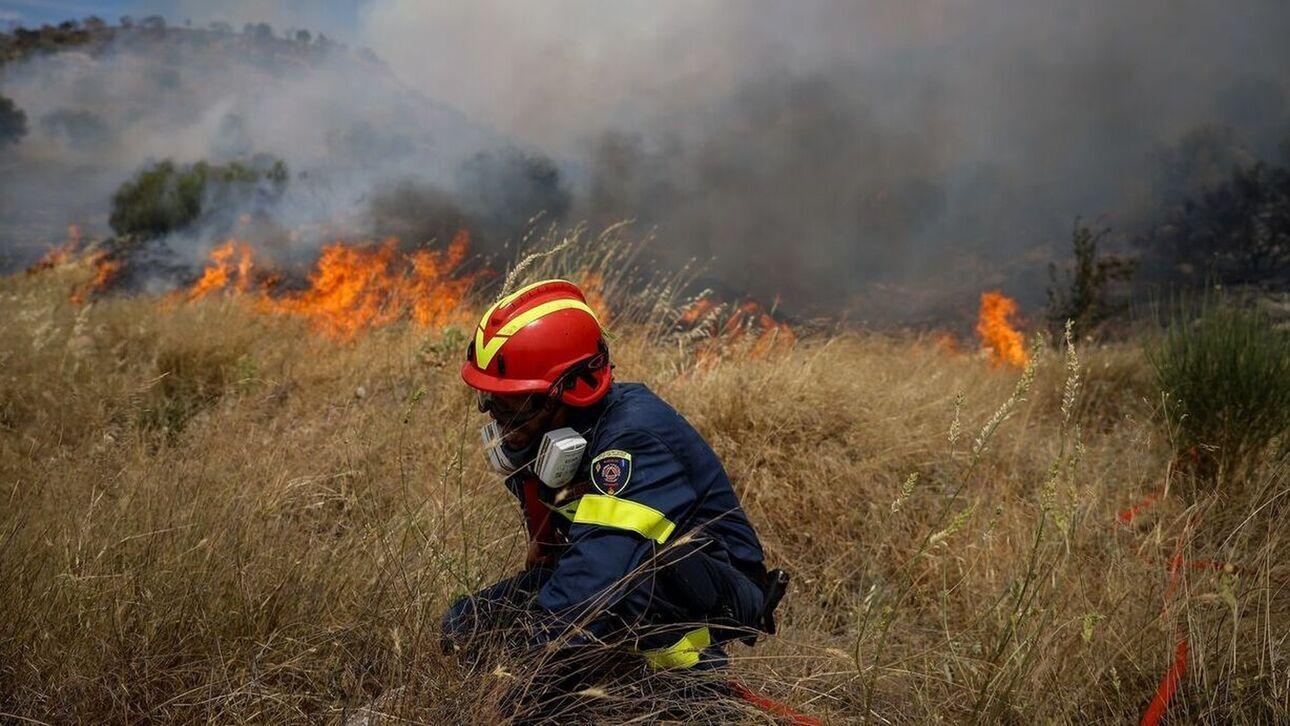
529;431;695;642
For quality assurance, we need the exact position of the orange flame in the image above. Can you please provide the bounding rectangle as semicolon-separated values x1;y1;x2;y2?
976;291;1028;368
27;242;77;274
574;269;611;321
185;230;484;338
69;252;123;305
27;225;84;274
678;296;719;327
929;330;963;355
188;240;256;300
678;294;795;368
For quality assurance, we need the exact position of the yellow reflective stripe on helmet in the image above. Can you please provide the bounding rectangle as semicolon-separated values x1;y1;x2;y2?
641;626;711;670
472;283;600;371
572;494;675;544
498;298;598;336
475;278;584;338
476;279;566;332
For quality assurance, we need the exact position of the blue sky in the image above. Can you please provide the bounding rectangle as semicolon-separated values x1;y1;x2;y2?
1;0;138;27
0;0;363;41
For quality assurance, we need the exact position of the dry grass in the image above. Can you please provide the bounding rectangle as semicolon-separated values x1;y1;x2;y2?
1;248;1286;724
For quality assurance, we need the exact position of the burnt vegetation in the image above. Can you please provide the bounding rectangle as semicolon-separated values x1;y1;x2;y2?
1141;161;1290;291
1046;221;1135;340
0;93;26;147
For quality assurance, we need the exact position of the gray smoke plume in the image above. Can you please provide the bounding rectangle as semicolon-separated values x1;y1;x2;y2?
0;22;552;281
363;0;1290;321
3;1;1290;322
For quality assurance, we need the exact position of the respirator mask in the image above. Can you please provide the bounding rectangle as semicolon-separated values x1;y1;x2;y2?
481;421;587;488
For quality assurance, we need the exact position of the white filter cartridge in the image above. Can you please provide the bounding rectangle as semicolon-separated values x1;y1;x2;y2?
534;427;587;488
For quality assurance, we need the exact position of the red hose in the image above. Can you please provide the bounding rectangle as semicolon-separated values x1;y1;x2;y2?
728;679;821;725
1140;639;1188;726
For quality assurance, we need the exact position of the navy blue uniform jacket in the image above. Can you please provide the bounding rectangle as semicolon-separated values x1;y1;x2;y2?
504;382;765;634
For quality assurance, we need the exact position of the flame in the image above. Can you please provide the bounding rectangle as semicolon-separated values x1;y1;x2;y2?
976;291;1028;368
575;269;611;321
929;330;963;355
188;240;256;300
727;300;796;357
25;226;120;304
69;252;122;305
677;293;795;368
27;242;77;274
677;296;719;327
185;229;484;338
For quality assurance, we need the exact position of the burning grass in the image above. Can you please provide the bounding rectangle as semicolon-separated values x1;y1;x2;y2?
183;231;485;338
1;236;1286;724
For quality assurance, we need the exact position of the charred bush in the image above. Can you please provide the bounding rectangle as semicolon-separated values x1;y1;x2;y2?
458;147;571;241
364;179;477;250
0;94;27;148
1139;161;1290;292
1046;221;1135;340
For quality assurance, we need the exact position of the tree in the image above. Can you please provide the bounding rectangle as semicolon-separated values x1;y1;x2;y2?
1047;221;1136;339
1140;162;1290;291
244;22;272;40
0;95;28;149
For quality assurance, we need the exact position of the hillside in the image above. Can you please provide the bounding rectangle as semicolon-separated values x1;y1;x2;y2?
0;19;511;272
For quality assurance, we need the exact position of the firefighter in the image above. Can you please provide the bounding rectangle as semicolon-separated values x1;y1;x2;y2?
442;279;787;684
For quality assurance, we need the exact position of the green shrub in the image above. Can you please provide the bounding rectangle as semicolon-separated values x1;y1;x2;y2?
1147;298;1289;481
109;156;288;238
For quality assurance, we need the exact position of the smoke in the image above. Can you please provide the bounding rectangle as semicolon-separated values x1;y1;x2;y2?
0;23;552;279
3;2;1289;321
363;0;1290;319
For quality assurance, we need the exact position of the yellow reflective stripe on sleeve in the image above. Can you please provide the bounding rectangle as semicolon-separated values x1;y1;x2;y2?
473;296;599;370
572;494;675;544
641;626;711;670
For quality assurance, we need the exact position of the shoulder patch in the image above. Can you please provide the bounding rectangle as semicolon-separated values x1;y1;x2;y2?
590;449;633;496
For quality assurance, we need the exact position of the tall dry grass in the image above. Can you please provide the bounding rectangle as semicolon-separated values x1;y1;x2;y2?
1;240;1286;723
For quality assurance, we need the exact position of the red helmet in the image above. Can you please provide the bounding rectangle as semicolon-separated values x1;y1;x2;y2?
461;279;612;406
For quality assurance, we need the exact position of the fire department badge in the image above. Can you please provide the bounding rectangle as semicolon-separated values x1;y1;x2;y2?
591;449;633;496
